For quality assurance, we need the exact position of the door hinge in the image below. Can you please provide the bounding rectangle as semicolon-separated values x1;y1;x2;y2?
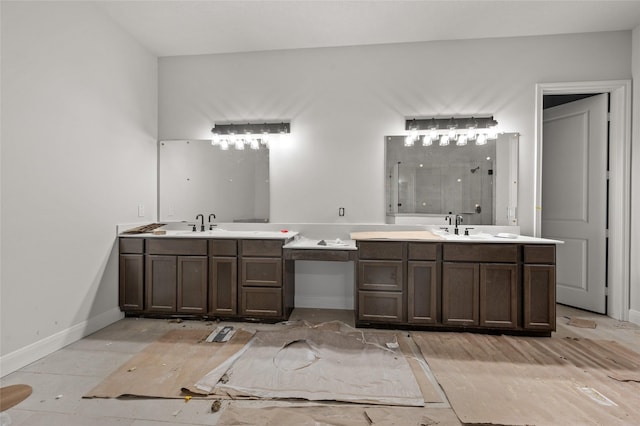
604;287;609;296
607;112;611;121
605;229;609;238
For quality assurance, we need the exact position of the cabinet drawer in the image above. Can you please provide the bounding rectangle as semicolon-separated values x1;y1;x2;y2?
241;287;282;317
120;238;144;254
146;239;207;255
358;241;403;260
408;243;439;260
241;239;283;257
443;243;518;263
358;291;403;322
359;260;403;291
241;258;282;287
523;245;555;264
209;239;237;256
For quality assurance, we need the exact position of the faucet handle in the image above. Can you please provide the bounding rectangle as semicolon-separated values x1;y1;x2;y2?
464;227;474;236
187;224;196;232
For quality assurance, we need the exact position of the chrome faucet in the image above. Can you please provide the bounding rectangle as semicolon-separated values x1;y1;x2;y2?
454;215;464;235
196;214;205;232
208;213;217;230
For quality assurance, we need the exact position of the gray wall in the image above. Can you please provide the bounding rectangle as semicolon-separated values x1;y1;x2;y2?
1;2;158;372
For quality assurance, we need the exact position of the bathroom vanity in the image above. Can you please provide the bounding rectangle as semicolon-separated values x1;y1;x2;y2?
352;234;557;336
119;231;297;321
119;228;558;336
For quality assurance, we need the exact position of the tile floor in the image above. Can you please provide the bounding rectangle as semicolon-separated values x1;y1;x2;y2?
1;305;639;425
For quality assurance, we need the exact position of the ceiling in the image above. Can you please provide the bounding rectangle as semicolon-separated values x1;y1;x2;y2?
97;1;640;57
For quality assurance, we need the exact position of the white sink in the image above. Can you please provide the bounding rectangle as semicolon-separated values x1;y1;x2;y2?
435;232;496;241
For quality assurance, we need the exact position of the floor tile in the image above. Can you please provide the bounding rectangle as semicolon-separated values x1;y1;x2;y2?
20;348;133;377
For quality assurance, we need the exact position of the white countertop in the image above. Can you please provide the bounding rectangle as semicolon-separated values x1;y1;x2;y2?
350;229;563;244
283;237;358;251
121;228;298;240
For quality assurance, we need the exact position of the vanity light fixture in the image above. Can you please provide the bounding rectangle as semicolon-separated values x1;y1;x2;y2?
404;116;498;147
211;121;290;150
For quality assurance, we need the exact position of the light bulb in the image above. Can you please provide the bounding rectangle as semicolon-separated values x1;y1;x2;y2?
467;128;476;140
476;134;487;145
422;135;432;146
456;135;468;146
235;139;245;150
440;135;450;146
219;139;229;150
249;138;260;150
430;130;438;141
404;135;415;147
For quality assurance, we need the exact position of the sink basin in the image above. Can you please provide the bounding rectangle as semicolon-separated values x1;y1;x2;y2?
158;229;295;239
435;233;495;241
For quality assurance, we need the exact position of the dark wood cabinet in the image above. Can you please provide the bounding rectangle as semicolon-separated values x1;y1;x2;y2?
358;290;403;322
442;262;479;326
441;244;519;329
209;239;238;315
119;236;292;321
119;238;145;311
177;256;208;314
358;261;403;291
407;242;441;324
479;263;519;328
354;240;554;335
119;254;144;311
241;287;282;317
209;257;237;315
145;239;208;314
239;239;288;319
146;255;177;312
523;245;556;331
356;241;405;323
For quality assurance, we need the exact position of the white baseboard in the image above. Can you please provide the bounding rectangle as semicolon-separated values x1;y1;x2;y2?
629;309;640;326
0;307;124;377
294;296;354;310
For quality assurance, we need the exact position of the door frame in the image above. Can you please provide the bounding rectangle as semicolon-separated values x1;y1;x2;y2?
534;80;631;321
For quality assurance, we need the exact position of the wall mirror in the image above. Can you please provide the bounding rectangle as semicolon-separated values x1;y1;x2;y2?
158;140;269;223
385;133;518;226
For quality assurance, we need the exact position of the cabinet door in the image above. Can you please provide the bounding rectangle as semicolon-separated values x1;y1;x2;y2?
523;265;556;331
146;255;177;312
358;260;403;291
480;263;518;328
177;256;208;314
408;261;439;324
119;254;144;311
442;262;479;326
241;287;282;317
209;257;237;315
241;258;282;287
358;291;403;322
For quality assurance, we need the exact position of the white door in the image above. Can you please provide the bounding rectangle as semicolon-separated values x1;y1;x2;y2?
542;94;608;313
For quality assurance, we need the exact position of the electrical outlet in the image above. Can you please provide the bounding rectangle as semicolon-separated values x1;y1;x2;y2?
138;204;145;217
